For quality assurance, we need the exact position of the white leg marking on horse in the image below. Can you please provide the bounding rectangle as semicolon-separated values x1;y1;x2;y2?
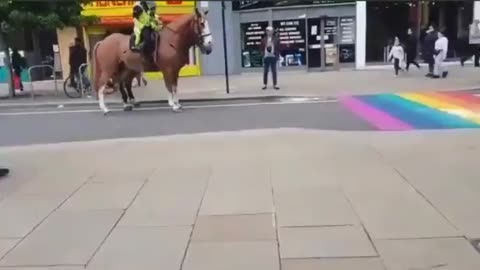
168;92;175;108
171;85;182;111
99;84;109;114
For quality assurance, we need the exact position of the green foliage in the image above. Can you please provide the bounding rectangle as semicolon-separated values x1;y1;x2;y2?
0;0;98;33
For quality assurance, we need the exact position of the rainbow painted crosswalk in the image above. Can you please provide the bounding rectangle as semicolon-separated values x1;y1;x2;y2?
340;91;480;130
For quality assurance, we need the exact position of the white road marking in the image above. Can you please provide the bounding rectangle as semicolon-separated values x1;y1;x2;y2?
0;99;337;116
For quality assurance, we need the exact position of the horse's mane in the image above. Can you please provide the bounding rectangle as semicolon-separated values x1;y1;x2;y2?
165;13;195;32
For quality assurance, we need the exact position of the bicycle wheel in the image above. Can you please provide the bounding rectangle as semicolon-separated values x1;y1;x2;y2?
63;75;82;98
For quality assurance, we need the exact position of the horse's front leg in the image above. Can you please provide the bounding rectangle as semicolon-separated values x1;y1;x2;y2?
165;72;182;112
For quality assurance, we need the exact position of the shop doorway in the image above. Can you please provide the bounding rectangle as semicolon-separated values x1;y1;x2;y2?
307;16;339;70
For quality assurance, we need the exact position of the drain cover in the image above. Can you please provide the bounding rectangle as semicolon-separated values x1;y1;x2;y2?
469;239;480;253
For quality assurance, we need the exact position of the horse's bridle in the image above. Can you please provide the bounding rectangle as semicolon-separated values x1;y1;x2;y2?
192;15;211;47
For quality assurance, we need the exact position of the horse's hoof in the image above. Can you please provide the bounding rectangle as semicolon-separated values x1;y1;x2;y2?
172;106;182;112
123;105;133;111
103;111;109;116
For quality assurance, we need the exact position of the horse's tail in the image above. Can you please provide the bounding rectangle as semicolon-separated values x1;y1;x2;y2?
91;41;102;93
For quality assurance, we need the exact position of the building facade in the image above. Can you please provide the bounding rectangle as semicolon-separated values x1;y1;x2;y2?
206;0;480;75
54;0;480;80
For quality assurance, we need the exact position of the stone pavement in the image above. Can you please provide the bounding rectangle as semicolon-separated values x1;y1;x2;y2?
1;128;480;269
1;65;479;106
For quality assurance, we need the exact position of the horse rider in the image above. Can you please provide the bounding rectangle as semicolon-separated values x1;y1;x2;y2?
131;0;162;53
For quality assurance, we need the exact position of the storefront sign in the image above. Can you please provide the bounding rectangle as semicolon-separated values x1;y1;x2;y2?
339;16;355;44
324;18;337;35
82;1;195;17
85;1;191;8
241;21;268;67
242;22;267;47
273;19;305;45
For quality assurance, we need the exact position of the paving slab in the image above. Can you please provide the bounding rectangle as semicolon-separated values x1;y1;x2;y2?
0;195;65;238
182;241;279;270
278;226;377;259
375;237;480;270
0;240;19;259
192;214;276;242
0;210;122;266
281;258;386;270
90;167;155;183
270;162;341;192
119;171;209;226
87;226;191;270
200;164;274;215
390;153;480;238
339;159;460;239
274;187;359;227
59;180;145;211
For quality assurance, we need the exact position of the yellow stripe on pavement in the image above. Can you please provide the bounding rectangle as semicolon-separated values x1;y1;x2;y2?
398;92;480;124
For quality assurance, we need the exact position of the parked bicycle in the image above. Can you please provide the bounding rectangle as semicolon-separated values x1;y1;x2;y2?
64;64;92;98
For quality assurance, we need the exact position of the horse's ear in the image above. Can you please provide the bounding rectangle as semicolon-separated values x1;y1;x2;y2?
195;7;201;17
204;9;208;16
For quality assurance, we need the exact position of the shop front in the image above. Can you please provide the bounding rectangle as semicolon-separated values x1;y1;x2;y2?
81;0;200;79
235;1;356;72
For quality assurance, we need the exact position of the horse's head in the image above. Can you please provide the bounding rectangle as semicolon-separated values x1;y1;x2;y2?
193;8;213;55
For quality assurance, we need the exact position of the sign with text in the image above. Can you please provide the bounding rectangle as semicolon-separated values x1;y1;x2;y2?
84;1;193;9
339;16;355;44
242;21;268;48
273;19;306;46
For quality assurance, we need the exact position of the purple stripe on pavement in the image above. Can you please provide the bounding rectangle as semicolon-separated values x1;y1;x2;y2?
340;96;413;131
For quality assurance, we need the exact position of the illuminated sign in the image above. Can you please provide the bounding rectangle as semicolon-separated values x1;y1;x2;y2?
84;1;191;9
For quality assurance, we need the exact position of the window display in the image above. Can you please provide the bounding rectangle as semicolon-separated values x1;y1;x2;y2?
273;19;306;66
241;21;268;68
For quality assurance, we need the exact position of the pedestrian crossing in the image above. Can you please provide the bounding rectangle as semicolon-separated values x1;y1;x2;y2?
340;91;480;130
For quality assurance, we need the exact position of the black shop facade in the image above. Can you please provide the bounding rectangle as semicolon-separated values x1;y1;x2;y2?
233;1;357;72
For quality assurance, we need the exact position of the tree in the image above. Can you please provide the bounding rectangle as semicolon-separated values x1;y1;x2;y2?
0;0;97;98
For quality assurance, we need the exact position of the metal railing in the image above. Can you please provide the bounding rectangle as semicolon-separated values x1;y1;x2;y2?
27;65;58;100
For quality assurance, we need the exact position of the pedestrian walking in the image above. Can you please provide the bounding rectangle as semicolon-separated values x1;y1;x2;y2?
11;48;26;91
433;30;449;79
388;37;405;76
0;168;9;178
405;28;420;71
260;26;281;90
422;25;437;77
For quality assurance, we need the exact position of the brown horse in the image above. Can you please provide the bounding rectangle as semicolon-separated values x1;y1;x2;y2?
92;8;212;114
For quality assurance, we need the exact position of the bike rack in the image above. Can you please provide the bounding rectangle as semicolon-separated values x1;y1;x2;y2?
78;63;90;98
27;65;58;100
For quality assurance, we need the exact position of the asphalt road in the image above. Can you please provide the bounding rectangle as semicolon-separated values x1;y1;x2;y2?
0;98;372;147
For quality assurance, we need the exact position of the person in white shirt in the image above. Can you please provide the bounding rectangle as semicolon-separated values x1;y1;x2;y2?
433;30;449;78
388;37;405;76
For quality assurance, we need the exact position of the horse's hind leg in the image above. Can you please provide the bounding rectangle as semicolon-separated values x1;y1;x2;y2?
98;72;111;115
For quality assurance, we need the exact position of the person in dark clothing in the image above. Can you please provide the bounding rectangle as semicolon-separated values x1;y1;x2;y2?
405;28;420;71
11;48;26;91
260;26;281;90
69;37;87;87
0;168;9;178
422;25;437;77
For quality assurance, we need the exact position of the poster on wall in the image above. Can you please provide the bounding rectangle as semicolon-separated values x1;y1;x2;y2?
241;21;268;68
339;16;355;44
273;19;306;66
